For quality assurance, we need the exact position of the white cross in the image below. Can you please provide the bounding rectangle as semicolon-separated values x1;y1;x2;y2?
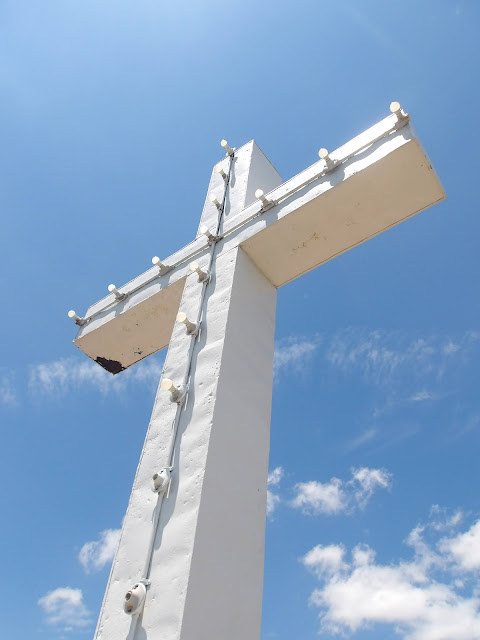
69;103;445;640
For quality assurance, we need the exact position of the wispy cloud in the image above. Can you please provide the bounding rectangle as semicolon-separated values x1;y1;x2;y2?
38;587;91;630
302;509;480;639
409;390;437;402
291;467;392;516
274;335;321;377
345;427;378;452
0;371;17;406
29;354;164;397
267;466;284;517
78;528;121;573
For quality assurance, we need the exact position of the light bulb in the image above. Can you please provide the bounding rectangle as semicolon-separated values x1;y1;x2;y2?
161;378;187;403
208;193;222;210
67;310;86;326
318;148;330;161
189;261;209;282
108;284;126;300
152;256;165;270
390;101;405;120
220;139;234;155
255;188;274;209
215;163;227;180
176;311;198;335
200;225;218;244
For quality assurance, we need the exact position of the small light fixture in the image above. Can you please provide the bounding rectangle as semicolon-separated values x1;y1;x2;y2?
152;256;168;272
67;310;86;326
215;163;228;181
176;311;198;335
161;378;187;404
254;189;274;210
208;193;222;211
390;101;406;121
189;261;209;282
108;284;127;301
220;139;234;156
123;580;150;616
318;148;332;163
200;224;219;244
152;467;172;494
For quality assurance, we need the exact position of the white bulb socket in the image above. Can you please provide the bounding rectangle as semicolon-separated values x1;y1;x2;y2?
215;163;227;180
67;310;86;326
108;284;126;300
200;224;218;244
220;139;234;155
161;378;187;403
208;193;222;210
189;261;209;282
176;311;198;335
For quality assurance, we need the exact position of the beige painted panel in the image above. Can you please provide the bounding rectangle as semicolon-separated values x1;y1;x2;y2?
73;277;186;372
241;139;445;287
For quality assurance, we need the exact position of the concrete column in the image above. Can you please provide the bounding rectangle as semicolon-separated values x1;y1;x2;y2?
94;245;277;640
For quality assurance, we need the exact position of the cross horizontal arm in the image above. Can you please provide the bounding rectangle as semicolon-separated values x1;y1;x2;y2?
71;110;445;373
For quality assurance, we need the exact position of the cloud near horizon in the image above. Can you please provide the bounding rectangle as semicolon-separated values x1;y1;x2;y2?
302;510;480;639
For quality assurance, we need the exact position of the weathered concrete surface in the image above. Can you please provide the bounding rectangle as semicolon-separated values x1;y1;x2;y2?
94;248;276;640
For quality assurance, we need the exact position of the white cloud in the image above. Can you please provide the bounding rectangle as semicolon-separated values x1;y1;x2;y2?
267;466;284;516
0;372;17;405
349;467;392;509
274;335;321;377
439;520;480;571
325;329;477;388
291;467;391;515
303;513;480;639
292;478;346;515
29;355;164;397
346;427;378;452
303;543;347;577
268;466;283;486
410;390;436;402
38;587;90;630
267;491;280;516
79;528;121;572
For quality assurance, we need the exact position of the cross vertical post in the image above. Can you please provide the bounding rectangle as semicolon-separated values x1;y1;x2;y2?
93;143;283;640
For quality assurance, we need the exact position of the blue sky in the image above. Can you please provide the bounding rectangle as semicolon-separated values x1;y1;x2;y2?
1;1;479;638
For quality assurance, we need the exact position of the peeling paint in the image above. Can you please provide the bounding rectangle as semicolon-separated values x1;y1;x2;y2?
95;356;126;375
